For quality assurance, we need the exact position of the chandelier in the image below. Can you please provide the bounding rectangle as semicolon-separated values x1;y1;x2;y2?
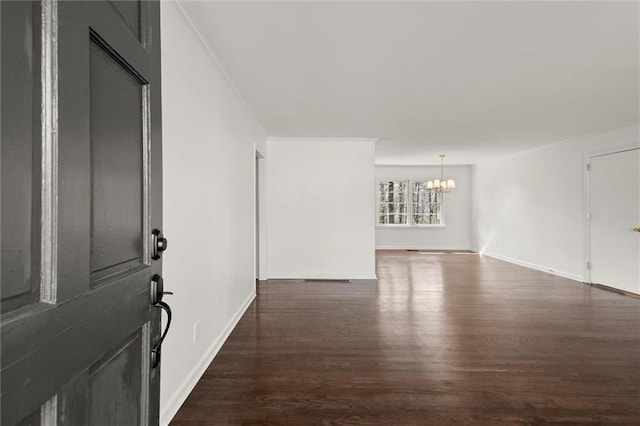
427;154;455;193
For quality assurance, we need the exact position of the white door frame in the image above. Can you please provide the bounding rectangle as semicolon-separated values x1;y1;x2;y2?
254;145;267;281
583;144;640;284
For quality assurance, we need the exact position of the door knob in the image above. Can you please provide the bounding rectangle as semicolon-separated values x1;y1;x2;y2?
151;228;168;260
634;227;640;233
151;301;171;369
150;274;174;369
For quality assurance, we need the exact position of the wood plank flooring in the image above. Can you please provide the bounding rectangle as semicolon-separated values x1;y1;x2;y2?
171;251;640;425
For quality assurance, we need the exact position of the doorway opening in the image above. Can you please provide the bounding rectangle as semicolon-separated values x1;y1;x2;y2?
585;146;639;295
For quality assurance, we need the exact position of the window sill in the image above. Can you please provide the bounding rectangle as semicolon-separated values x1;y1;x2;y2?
376;224;446;229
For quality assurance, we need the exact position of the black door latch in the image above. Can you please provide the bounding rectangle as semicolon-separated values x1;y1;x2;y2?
151;229;168;260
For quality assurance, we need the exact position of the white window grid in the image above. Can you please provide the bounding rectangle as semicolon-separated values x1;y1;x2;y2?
377;179;444;227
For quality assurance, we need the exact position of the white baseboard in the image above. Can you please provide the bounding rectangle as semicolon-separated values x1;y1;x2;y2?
480;251;583;282
160;289;256;426
267;274;378;280
375;246;471;251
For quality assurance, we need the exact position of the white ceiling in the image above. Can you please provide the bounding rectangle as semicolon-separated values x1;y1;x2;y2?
183;0;639;164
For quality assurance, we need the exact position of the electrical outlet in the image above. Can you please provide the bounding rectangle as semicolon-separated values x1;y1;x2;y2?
193;321;200;343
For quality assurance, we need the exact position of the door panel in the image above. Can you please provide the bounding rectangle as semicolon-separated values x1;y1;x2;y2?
0;0;41;314
1;1;164;425
589;148;640;294
89;330;144;424
55;324;150;425
1;273;150;423
89;33;145;281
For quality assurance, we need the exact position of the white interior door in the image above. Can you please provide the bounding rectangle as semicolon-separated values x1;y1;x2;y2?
589;148;640;294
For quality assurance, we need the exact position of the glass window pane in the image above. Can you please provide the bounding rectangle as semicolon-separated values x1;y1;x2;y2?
411;180;442;225
377;180;408;225
378;179;444;226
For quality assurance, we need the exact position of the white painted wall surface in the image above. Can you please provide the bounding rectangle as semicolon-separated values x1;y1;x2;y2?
471;125;639;282
256;154;268;281
375;165;471;250
255;139;268;281
160;2;267;424
267;138;376;279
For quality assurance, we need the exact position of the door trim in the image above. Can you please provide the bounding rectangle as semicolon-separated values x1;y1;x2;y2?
40;0;59;304
142;84;152;265
583;143;640;284
140;321;151;426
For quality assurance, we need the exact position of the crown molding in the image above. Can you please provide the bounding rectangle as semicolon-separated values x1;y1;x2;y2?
171;0;266;135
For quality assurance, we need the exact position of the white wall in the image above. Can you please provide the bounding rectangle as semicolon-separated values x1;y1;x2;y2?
375;165;471;250
267;138;377;279
256;154;268;281
255;138;268;281
160;2;267;424
471;125;639;281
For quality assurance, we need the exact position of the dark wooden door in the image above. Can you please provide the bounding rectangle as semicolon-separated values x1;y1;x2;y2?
1;1;164;424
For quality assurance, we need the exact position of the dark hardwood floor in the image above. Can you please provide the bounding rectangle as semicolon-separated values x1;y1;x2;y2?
171;251;640;425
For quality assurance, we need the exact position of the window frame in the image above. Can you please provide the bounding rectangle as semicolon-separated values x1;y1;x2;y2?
410;179;445;227
376;178;446;228
376;179;410;227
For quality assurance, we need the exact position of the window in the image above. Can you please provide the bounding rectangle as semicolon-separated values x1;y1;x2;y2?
377;179;443;226
411;180;442;225
378;180;408;224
